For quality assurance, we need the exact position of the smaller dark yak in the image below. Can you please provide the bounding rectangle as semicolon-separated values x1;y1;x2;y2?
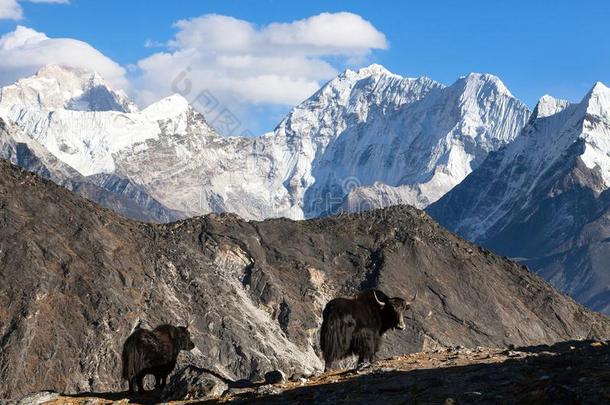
320;289;415;371
122;324;195;393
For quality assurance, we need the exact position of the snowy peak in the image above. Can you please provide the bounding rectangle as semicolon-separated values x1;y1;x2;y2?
0;65;137;113
435;72;529;148
288;66;530;218
453;72;514;99
301;64;444;123
532;95;571;119
582;81;610;119
342;63;400;80
429;81;610;242
0;67;218;177
327;64;442;105
427;81;610;315
274;64;445;149
142;93;192;121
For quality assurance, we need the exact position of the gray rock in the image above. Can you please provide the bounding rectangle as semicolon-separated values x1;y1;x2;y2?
257;384;281;395
161;365;228;401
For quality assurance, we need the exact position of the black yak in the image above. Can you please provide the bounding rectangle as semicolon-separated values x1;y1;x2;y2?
320;289;415;371
122;324;195;393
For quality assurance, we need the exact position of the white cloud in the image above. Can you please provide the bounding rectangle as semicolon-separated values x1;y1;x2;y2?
0;0;68;20
262;12;388;53
0;26;127;88
135;12;388;108
0;0;22;19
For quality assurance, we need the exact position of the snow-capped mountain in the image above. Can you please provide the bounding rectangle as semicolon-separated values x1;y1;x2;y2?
428;82;610;314
0;65;137;113
0;64;529;221
309;71;530;215
273;64;446;217
0;114;179;222
0;115;81;183
0;69;198;176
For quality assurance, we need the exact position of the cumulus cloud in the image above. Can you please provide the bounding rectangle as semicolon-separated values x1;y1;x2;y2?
135;12;388;109
0;0;68;20
0;26;127;88
0;0;22;19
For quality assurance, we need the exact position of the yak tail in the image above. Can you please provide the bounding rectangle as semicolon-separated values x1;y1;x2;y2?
122;337;145;381
320;310;355;368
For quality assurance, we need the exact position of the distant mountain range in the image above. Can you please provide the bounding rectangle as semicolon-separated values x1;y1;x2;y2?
1;64;610;315
428;82;610;314
0;64;529;220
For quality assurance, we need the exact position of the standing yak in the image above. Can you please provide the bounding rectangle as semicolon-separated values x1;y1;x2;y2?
320;289;415;371
122;324;195;393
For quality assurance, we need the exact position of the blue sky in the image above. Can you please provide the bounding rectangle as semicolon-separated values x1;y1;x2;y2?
0;0;609;134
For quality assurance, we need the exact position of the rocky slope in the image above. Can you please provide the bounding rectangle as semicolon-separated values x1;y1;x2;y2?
29;340;610;404
428;82;610;314
213;340;610;404
1;159;609;400
0;64;529;221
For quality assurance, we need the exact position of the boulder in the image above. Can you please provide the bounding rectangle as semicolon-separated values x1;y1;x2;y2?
162;366;228;401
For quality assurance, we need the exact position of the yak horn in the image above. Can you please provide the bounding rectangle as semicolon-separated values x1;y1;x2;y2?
407;292;417;305
373;291;386;307
187;318;194;328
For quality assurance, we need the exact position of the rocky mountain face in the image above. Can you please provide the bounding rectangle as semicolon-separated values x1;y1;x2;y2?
428;82;610;314
0;116;179;223
0;64;529;221
1;159;609;400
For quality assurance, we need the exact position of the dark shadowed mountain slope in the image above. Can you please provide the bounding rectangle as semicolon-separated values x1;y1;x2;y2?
0;159;609;400
428;83;610;314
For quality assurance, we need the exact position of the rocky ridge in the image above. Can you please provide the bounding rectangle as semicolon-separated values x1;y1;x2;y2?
1;159;609;400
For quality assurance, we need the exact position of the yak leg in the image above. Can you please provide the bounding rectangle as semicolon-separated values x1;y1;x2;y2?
128;378;135;394
352;329;379;368
155;374;167;389
136;373;146;393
